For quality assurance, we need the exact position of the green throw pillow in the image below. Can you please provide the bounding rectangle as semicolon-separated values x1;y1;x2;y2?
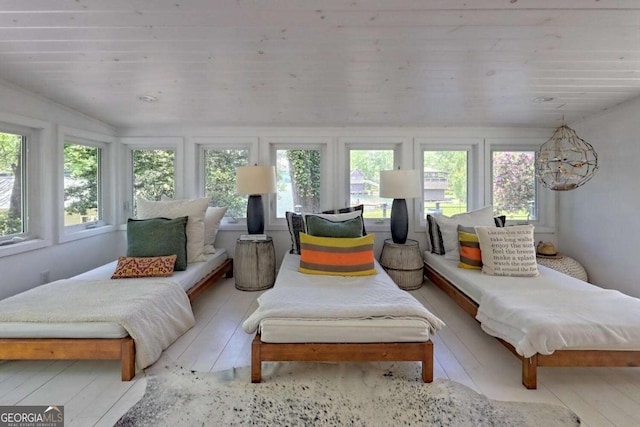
127;216;188;271
304;215;364;238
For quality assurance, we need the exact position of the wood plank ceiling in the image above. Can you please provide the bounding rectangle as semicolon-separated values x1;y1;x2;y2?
0;0;639;128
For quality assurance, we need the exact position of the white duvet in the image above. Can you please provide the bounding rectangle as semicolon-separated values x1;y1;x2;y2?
425;252;640;357
242;253;444;335
477;287;640;357
0;278;195;369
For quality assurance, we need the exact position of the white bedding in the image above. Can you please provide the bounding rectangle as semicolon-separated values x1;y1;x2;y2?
425;252;640;356
0;278;195;369
0;250;227;339
242;253;444;341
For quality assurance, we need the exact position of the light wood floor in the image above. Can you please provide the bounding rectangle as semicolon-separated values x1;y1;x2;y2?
1;277;639;427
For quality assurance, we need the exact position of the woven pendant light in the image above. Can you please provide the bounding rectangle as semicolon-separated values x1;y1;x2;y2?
535;125;598;191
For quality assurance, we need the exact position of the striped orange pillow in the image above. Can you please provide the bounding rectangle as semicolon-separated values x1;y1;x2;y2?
458;225;482;270
299;233;377;276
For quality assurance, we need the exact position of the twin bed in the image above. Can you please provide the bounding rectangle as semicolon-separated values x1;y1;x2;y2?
424;251;640;389
243;252;444;383
0;251;233;380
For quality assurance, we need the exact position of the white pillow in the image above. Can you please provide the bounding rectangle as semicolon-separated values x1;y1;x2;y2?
434;206;495;261
474;225;539;277
137;196;210;263
203;206;227;254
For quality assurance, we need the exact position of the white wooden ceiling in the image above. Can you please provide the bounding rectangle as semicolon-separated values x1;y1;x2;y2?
1;0;639;128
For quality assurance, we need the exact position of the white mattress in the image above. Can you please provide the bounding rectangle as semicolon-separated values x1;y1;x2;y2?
258;252;434;343
0;250;227;339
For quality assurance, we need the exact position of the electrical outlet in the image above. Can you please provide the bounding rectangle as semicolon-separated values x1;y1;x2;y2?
40;270;50;284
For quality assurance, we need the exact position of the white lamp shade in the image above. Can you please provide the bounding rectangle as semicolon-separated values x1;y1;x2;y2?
379;169;422;199
236;165;277;195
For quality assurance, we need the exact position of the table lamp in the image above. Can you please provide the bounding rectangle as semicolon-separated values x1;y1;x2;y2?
379;168;422;244
236;165;277;234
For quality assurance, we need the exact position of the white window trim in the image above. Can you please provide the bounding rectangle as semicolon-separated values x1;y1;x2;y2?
265;136;333;230
0;113;52;257
58;127;116;243
485;138;556;233
413;138;483;231
120;137;184;222
191;136;259;231
339;137;408;232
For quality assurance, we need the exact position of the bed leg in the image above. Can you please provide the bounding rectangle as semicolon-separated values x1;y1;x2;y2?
226;259;234;278
522;355;537;389
121;338;135;381
422;341;434;383
251;334;262;383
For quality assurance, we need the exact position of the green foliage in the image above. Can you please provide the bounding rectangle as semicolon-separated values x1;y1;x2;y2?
205;149;248;218
424;151;467;204
0;132;22;236
0;132;20;173
0;210;22;236
350;150;394;184
133;149;175;202
286;150;321;212
493;151;535;216
63;143;99;216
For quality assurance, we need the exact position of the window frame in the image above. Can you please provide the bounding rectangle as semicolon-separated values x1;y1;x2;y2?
121;137;184;221
266;137;333;230
485;138;556;232
0;114;51;257
58;127;116;243
414;138;482;230
339;137;407;231
193;136;259;230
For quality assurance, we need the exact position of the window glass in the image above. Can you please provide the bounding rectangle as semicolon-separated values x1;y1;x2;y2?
423;150;468;216
0;131;25;238
63;142;101;226
492;150;537;221
348;149;394;219
132;149;175;210
204;148;249;219
276;149;321;216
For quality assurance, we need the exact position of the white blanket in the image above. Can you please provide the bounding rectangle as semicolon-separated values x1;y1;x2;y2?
0;278;195;369
476;287;640;357
242;254;444;335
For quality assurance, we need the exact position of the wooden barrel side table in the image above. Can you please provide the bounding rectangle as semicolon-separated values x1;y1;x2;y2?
379;238;424;290
234;237;276;291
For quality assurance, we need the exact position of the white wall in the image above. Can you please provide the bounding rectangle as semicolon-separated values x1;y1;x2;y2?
0;80;119;300
559;98;640;298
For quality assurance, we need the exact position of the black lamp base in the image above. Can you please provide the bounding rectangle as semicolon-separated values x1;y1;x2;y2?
390;198;408;244
246;194;264;234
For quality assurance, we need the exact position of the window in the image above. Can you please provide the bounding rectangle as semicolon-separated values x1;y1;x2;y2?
275;148;322;217
63;142;101;227
0;130;26;240
348;149;394;219
492;150;537;221
131;148;175;209
203;148;249;219
423;150;468;216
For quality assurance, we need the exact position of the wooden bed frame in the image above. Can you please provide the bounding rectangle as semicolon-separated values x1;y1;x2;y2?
424;263;640;389
251;333;433;383
0;257;233;381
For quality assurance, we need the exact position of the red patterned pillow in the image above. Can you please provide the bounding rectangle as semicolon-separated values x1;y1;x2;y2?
111;255;177;279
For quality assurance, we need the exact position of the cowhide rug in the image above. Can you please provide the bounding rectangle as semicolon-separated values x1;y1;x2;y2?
115;360;580;426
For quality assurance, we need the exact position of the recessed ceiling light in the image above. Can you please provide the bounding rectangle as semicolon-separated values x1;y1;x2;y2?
138;95;158;103
534;96;554;103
